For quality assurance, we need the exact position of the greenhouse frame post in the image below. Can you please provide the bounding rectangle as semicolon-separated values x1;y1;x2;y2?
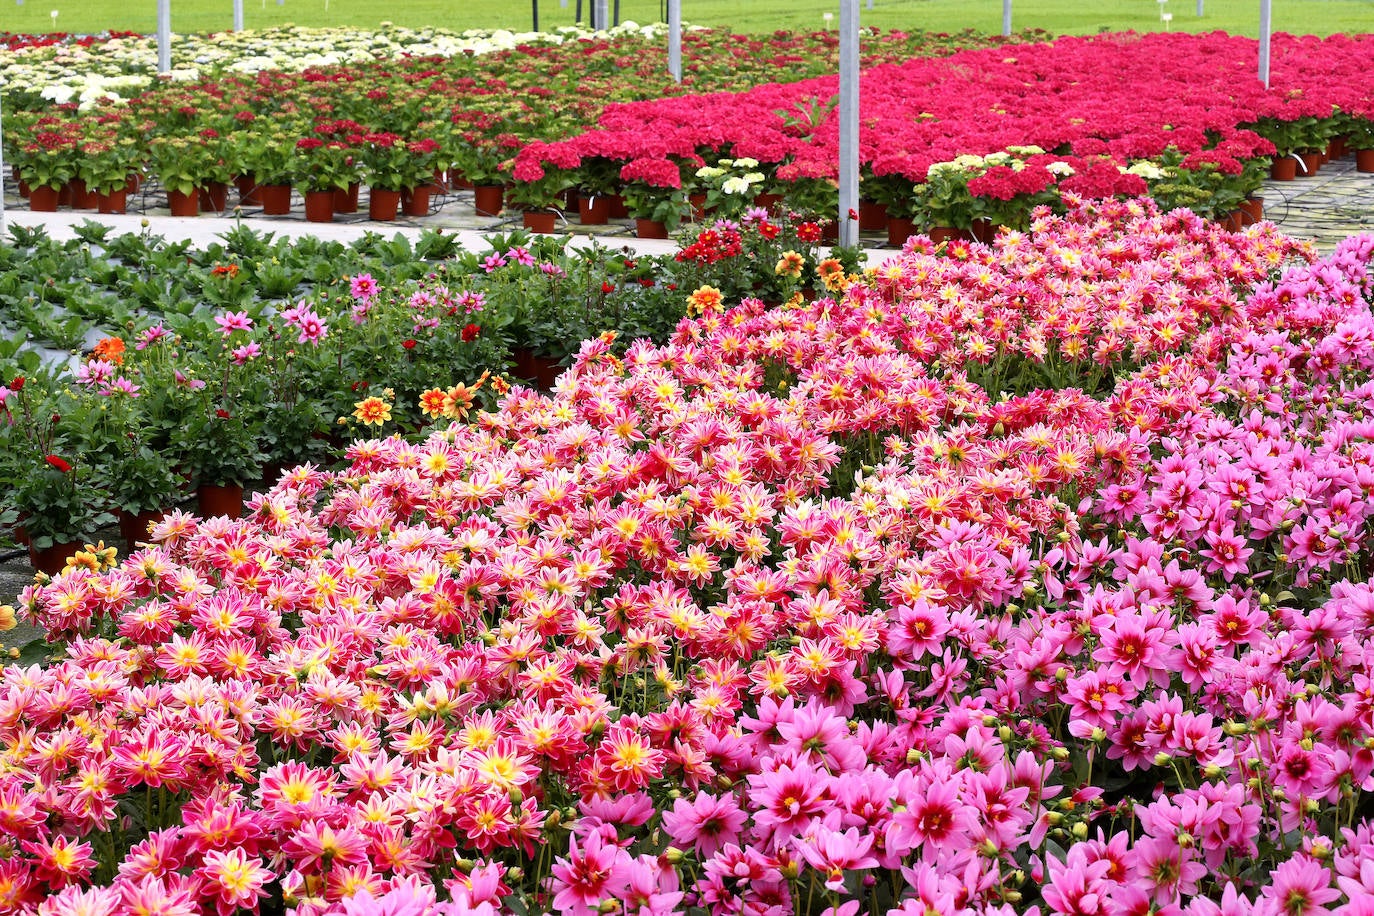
1003;0;1011;36
0;92;6;234
532;0;538;30
1258;0;1271;88
838;0;859;248
157;0;171;73
593;0;607;29
668;0;681;81
234;0;243;30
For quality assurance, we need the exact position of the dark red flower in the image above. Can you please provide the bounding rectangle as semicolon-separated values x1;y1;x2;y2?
402;339;417;350
10;377;23;390
601;282;616;294
462;324;481;342
216;409;231;419
44;455;71;473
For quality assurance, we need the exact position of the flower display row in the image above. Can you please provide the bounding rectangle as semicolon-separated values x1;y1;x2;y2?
0;214;840;559
516;31;1374;232
9;200;1374;914
0;25;1040;223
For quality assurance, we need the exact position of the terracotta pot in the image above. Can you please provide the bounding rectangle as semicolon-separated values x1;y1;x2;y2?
1299;152;1322;178
126;174;141;194
887;216;917;246
199;180;229;213
1329;137;1347;160
578;193;610;225
167;189;200;217
1239;197;1264;226
1269;157;1298;181
29;540;83;577
431;169;449;192
28;185;60;212
822;222;839;243
235;174;262;205
1222;210;1244;232
58;184;73;207
402;184;435;217
304;190;334;223
334;183;360;213
118;508;168;547
522;210;558;234
369;188;401;221
858;199;888;231
68;178;97;210
607;194;630;219
17;179;30;199
97;189;128;214
689;193;709;221
970;218;997;245
929;226;958;245
635;218;669;239
473;184;504;216
1357;149;1374;174
449;171;474;190
512;347;562;391
753;192;783;212
197;484;244;519
260;184;292;215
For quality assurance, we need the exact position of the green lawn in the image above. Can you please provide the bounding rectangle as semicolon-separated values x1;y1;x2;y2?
5;0;1372;39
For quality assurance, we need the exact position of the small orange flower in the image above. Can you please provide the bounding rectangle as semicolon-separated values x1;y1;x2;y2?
774;250;805;278
686;285;724;317
91;337;126;365
352;396;392;427
418;388;449;420
444;372;489;420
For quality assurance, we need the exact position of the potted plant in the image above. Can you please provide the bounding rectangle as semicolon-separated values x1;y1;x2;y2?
147;134;220;216
507;160;572;234
78;133;143;214
572;157;622;225
694;157;768;221
912;156;982;238
401;138;445;217
0;379;115;572
242;131;297;214
16;123;81;211
451;130;515;215
360;131;412;220
619;157;692;238
290;137;357;223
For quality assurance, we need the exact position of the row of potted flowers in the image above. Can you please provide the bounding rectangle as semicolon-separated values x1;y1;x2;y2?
514;30;1374;234
2;25;1044;229
9;199;1374;913
1;213;846;567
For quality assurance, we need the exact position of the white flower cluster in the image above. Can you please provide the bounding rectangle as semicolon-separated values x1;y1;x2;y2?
2;21;665;109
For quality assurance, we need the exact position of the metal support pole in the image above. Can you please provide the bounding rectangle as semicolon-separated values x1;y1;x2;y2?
1258;0;1271;89
0;91;6;236
575;0;582;24
592;0;607;29
1002;0;1011;36
612;0;619;26
838;0;859;248
157;0;171;74
532;0;538;30
667;0;681;81
233;0;243;30
1196;0;1202;15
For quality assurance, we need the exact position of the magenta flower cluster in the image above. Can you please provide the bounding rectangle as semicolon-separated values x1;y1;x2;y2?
12;200;1374;916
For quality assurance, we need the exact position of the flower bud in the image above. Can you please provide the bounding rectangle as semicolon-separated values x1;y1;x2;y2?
1153;751;1172;766
1071;821;1088;839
